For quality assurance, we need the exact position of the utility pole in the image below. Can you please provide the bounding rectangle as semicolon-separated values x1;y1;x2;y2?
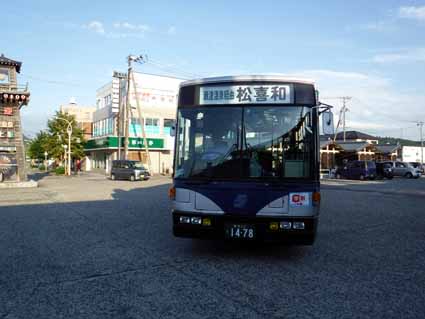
124;57;132;160
131;69;152;173
327;96;351;141
124;54;150;166
418;121;424;166
117;100;121;160
340;97;351;141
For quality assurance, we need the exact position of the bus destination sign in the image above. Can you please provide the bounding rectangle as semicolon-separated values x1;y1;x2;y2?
199;84;293;105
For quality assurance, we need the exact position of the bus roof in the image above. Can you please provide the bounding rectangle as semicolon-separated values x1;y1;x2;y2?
180;75;315;88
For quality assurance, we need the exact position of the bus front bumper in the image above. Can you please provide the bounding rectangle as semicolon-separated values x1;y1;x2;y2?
172;211;318;245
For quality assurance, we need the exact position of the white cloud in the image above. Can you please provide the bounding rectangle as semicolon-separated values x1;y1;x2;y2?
346;121;386;130
83;21;151;38
85;21;105;34
291;69;424;138
372;48;425;63
167;26;176;35
398;6;425;21
114;22;151;32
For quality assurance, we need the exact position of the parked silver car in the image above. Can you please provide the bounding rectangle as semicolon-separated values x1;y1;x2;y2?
383;161;421;178
409;162;424;174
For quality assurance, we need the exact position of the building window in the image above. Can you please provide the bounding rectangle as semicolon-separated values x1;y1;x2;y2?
164;119;175;135
104;94;112;107
129;118;142;137
131;118;142;125
145;118;160;134
146;118;159;126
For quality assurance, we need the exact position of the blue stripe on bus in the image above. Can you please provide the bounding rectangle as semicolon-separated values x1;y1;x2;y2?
174;180;318;216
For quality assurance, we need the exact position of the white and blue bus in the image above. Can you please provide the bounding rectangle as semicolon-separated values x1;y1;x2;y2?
169;75;332;245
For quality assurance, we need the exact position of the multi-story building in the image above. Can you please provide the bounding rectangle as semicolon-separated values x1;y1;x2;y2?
84;72;184;174
0;54;30;182
59;98;95;139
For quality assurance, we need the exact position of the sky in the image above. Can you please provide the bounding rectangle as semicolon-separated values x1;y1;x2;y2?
3;0;425;140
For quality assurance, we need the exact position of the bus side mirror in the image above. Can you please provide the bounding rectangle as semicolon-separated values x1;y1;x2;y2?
322;111;334;135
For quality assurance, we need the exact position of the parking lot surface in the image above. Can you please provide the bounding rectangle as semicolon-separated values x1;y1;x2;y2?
0;173;424;318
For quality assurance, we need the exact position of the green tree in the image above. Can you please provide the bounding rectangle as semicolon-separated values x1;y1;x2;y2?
27;131;49;161
45;111;86;162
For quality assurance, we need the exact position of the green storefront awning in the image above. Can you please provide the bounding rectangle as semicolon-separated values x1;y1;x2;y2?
85;137;164;150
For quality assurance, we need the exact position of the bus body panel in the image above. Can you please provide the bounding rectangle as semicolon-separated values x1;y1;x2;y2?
172;181;319;217
171;76;321;244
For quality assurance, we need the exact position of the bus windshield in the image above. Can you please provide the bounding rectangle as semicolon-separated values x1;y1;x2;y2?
175;105;314;180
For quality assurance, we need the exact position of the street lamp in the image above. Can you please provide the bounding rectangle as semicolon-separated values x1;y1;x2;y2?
57;117;73;176
63;144;68;174
44;151;48;172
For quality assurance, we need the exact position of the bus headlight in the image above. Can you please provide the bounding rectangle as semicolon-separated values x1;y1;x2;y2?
293;222;305;230
280;221;292;230
191;217;202;225
179;216;191;224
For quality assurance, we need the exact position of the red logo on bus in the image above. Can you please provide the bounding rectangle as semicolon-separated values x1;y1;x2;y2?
292;194;306;203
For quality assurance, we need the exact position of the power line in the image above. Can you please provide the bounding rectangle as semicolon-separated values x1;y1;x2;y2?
19;74;87;88
325;96;351;141
145;58;204;79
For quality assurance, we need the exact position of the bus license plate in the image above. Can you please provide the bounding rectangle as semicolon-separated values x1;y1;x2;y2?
225;224;255;240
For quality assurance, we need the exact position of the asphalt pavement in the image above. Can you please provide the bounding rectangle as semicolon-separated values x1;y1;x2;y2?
0;173;424;319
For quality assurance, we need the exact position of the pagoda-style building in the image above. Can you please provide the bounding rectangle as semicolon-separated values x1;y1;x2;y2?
0;54;30;182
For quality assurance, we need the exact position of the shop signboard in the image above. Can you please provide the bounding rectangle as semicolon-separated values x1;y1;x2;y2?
85;137;164;150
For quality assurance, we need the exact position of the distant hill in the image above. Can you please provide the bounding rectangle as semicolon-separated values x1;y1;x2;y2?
321;130;421;147
376;136;421;147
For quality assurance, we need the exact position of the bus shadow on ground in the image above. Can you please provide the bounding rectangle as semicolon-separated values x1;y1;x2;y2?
110;184;311;261
189;239;309;261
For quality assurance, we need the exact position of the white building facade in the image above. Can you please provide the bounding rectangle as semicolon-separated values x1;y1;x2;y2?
85;72;184;174
402;146;425;164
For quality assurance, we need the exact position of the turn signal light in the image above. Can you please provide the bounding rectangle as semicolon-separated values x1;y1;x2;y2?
269;222;279;231
312;192;321;204
202;218;212;226
168;187;176;200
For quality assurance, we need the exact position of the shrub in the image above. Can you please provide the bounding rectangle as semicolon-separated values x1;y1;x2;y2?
38;164;46;171
55;166;65;175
